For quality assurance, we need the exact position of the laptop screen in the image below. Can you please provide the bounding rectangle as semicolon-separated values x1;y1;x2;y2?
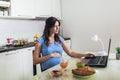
107;38;111;57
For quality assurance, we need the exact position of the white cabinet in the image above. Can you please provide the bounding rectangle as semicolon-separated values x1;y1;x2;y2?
0;50;24;80
0;47;34;80
10;0;34;17
51;0;61;19
34;0;51;17
34;0;61;19
5;50;24;80
62;39;71;60
22;47;34;80
0;0;61;19
0;53;7;80
65;39;71;48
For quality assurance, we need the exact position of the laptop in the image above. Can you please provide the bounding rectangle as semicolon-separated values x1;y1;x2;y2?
84;38;111;67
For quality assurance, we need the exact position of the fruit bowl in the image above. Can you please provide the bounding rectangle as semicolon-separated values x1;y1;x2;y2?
76;62;85;68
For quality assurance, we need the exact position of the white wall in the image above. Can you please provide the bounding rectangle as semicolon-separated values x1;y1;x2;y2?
0;19;45;45
61;0;120;53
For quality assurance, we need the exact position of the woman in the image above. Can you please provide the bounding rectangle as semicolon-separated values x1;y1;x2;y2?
33;17;94;71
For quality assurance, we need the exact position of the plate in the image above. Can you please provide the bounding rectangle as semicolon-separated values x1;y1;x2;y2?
73;73;95;79
72;66;96;79
49;69;63;77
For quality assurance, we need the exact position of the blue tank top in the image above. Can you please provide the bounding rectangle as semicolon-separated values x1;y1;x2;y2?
37;36;64;71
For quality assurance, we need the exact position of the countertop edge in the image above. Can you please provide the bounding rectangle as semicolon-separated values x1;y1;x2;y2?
0;42;35;53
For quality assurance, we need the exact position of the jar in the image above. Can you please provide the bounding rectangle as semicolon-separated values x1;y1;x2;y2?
3;10;8;16
0;10;3;16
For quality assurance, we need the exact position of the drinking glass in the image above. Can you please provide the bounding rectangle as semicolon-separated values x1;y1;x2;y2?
60;58;68;71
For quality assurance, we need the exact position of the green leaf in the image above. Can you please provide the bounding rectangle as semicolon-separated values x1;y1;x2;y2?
116;47;120;53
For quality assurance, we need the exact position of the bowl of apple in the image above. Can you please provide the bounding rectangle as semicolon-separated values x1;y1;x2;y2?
76;62;85;68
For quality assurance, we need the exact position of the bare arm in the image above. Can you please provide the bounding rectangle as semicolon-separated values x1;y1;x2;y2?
33;42;62;65
62;41;94;58
33;42;51;64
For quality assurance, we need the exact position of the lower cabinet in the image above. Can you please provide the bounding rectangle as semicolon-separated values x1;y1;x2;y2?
22;47;34;80
0;47;34;80
5;50;24;80
62;39;71;60
0;53;7;80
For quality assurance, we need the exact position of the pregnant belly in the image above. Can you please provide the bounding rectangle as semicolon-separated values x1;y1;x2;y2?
49;57;61;66
41;57;62;70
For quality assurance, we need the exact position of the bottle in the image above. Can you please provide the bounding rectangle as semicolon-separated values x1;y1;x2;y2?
34;34;40;44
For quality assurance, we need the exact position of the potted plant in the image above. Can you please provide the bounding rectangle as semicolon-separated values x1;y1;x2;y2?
116;47;120;60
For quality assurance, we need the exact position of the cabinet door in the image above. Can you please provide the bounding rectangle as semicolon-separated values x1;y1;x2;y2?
5;50;24;80
0;53;7;80
10;0;34;17
21;47;34;80
34;0;51;17
51;0;61;19
62;40;71;60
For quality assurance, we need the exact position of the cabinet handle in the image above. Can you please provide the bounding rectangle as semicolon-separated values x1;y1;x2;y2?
28;48;34;51
5;51;19;55
28;49;32;51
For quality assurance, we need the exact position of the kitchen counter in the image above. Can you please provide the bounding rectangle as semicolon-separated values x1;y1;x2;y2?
0;42;34;53
63;37;71;40
0;37;71;53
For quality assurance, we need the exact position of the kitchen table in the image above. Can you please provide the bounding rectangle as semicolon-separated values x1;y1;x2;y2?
35;53;120;80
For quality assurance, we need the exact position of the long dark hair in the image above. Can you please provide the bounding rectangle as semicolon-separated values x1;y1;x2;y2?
42;17;61;46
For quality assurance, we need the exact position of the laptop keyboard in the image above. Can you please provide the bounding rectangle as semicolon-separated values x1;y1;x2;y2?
87;56;101;64
87;56;107;64
99;56;107;64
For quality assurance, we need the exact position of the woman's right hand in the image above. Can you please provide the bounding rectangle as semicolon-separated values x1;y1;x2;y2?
50;52;62;58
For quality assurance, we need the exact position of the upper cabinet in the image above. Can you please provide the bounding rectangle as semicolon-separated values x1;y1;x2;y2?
34;0;51;17
34;0;61;19
10;0;35;18
0;0;61;19
51;0;61;19
0;0;10;16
